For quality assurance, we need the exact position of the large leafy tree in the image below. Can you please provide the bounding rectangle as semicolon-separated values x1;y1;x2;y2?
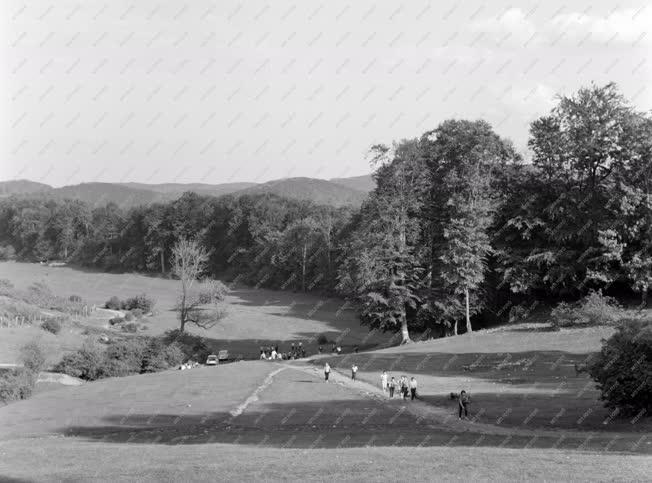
422;120;519;334
338;139;428;343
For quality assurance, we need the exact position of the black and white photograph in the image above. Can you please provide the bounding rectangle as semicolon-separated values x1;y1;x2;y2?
1;1;651;481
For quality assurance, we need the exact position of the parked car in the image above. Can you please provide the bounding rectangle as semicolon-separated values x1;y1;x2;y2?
218;350;229;362
206;354;218;366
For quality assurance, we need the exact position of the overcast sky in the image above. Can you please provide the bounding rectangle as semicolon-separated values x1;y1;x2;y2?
1;0;651;187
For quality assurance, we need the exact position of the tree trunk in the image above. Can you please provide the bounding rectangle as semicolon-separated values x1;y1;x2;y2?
160;249;165;273
465;287;473;333
302;242;307;292
453;319;458;336
400;311;412;344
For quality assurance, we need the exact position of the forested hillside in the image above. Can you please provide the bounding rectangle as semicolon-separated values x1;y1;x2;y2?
1;83;650;340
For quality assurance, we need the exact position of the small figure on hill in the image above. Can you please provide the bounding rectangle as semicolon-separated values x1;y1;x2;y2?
381;371;388;392
409;377;418;400
331;343;336;353
351;364;358;380
270;348;278;360
324;362;331;382
336;345;342;355
318;346;323;354
291;342;295;355
458;390;471;419
354;345;359;353
388;377;396;398
260;350;267;360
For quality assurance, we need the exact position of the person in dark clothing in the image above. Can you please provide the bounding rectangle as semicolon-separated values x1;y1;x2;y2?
318;345;323;354
388;377;396;398
458;390;470;419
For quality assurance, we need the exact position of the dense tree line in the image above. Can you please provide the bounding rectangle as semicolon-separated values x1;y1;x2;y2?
0;191;353;294
1;83;650;341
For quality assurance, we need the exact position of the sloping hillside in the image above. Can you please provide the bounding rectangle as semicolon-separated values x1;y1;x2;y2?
1;175;373;208
235;177;368;207
329;174;375;192
120;182;256;197
0;180;52;196
45;182;170;208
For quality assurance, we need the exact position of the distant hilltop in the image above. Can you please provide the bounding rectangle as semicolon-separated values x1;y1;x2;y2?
0;174;375;209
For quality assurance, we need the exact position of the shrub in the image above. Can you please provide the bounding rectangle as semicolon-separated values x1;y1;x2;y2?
121;322;139;333
317;333;329;345
0;297;41;322
580;291;622;325
105;296;123;310
69;295;82;303
109;316;124;326
0;245;16;261
124;312;134;321
123;294;155;313
550;291;623;330
41;319;62;334
104;339;147;374
19;341;46;374
54;341;104;381
162;329;211;362
550;302;588;329
197;280;229;304
130;308;144;319
587;319;652;415
0;368;36;403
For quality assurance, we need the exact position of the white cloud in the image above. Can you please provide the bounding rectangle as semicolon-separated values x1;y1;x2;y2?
550;8;651;44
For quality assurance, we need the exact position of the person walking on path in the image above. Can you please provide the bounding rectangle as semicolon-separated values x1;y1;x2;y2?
409;377;418;400
351;364;358;380
324;363;331;382
458;390;470;419
388;377;396;398
381;371;388;393
400;376;409;400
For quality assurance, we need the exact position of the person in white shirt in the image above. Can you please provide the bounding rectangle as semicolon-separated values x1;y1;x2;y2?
270;349;277;360
324;363;331;381
351;364;358;380
381;371;388;392
409;377;418;400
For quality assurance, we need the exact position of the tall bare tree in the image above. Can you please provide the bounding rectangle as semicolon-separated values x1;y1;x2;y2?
172;238;227;332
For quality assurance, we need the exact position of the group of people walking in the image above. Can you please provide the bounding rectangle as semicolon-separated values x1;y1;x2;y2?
381;371;418;400
260;342;306;360
323;364;471;418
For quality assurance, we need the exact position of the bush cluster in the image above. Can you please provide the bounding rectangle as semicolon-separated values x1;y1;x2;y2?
551;291;622;330
0;245;16;261
55;337;185;381
588;319;651;415
162;329;212;362
0;340;46;403
105;294;155;313
41;318;62;334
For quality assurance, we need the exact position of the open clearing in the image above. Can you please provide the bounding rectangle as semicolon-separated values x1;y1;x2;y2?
1;261;651;480
0;261;390;364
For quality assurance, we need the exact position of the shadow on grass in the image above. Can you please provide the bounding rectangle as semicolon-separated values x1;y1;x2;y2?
313;350;652;434
54;398;650;453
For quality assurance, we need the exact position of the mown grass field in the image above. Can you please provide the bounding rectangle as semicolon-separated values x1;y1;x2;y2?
1;261;651;481
0;261;390;364
0;360;650;481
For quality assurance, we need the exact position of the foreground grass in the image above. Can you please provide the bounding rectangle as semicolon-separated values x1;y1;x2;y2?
1;439;650;482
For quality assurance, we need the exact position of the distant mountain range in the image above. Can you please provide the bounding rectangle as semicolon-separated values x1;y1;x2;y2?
0;174;375;208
